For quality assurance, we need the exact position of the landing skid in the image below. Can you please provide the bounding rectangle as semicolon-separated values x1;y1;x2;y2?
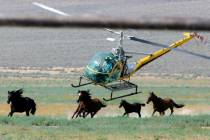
102;81;141;101
103;91;141;101
71;77;141;101
71;76;93;87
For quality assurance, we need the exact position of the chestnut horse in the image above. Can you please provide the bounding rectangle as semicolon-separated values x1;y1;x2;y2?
147;92;184;116
72;90;106;119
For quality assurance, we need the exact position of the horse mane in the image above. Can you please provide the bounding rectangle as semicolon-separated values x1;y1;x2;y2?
150;92;157;98
121;99;127;104
10;88;24;97
120;100;131;106
152;92;163;101
79;90;91;100
16;88;24;94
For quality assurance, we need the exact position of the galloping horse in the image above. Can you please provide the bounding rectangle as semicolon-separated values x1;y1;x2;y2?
72;90;106;119
7;89;36;117
119;99;145;117
147;92;184;116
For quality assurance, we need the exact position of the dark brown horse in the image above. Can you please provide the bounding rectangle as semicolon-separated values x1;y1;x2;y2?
119;100;145;117
146;92;184;116
72;90;106;119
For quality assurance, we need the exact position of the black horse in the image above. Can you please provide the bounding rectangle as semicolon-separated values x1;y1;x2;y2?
119;100;145;117
7;89;36;117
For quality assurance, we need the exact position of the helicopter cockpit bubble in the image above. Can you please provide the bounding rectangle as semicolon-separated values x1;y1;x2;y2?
84;52;123;84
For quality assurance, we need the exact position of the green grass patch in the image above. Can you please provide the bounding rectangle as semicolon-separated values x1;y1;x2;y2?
0;115;210;140
0;76;210;105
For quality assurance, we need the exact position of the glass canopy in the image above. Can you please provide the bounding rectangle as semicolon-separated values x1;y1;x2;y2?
84;52;122;84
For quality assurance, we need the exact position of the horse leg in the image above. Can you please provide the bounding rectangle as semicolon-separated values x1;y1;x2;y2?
159;112;162;116
78;113;83;117
122;111;130;117
80;111;88;118
170;107;174;116
26;111;30;116
78;110;86;118
138;111;141;118
75;110;82;118
162;111;165;116
72;109;79;119
152;110;156;116
91;110;100;118
160;111;165;116
91;112;97;118
122;112;127;116
72;105;82;119
90;112;95;118
8;111;14;117
72;111;77;119
8;106;15;117
80;111;85;118
84;112;89;118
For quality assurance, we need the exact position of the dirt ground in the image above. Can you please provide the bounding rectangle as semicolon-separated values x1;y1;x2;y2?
1;103;210;119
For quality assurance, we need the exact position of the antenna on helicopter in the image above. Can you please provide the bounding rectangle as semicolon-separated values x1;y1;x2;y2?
119;31;123;48
105;28;126;60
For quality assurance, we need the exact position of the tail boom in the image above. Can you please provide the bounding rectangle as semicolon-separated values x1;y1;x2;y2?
130;32;198;75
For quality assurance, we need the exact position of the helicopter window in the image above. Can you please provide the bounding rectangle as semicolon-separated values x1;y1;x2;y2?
84;52;122;84
126;62;136;74
87;52;115;73
102;56;114;73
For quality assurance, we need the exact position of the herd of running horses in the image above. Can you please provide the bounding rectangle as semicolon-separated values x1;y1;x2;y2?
6;89;184;118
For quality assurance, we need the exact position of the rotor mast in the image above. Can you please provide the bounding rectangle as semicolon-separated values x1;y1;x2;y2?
119;31;123;48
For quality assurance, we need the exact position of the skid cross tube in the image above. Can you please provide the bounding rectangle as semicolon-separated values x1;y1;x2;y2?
102;80;141;101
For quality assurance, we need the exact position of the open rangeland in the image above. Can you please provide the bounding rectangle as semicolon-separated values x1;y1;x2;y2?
0;74;210;139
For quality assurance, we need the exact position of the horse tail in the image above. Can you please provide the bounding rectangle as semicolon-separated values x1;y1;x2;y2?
173;101;184;108
101;102;107;108
30;100;36;115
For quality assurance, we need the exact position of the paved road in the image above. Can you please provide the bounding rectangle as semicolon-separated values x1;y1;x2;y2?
0;0;209;76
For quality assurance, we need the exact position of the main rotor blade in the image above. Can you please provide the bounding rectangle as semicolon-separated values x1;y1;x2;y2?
33;2;69;16
128;36;168;48
128;36;210;60
178;48;210;60
125;51;151;55
105;28;121;35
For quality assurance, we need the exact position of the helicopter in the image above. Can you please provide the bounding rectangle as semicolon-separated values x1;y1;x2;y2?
71;29;205;101
33;2;207;101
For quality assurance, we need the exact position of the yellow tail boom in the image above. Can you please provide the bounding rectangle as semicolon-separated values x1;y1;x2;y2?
130;32;197;75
